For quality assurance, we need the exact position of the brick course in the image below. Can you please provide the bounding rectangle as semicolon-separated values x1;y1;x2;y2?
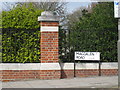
1;69;118;82
40;22;59;26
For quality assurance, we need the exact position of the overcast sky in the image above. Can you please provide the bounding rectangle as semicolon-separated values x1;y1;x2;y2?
1;1;91;13
1;0;92;2
66;2;91;13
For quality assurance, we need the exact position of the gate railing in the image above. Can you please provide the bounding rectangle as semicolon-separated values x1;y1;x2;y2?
59;29;118;62
2;28;118;63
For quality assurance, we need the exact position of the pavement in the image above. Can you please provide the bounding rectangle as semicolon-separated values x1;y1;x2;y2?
1;76;118;89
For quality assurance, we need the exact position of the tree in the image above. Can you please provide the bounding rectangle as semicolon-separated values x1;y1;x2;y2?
65;3;94;30
59;5;93;62
67;2;118;62
16;1;67;23
2;3;43;29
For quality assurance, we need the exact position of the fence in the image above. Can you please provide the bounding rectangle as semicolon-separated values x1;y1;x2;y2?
0;11;118;81
59;29;118;62
2;28;118;63
2;28;40;63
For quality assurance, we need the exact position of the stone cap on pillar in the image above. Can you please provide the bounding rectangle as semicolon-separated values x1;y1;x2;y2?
38;11;59;22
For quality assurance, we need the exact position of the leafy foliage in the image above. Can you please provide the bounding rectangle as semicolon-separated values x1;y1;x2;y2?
66;2;118;62
2;3;43;29
2;29;40;63
2;3;42;63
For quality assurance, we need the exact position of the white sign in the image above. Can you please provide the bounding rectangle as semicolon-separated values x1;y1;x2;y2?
75;52;100;61
114;0;120;18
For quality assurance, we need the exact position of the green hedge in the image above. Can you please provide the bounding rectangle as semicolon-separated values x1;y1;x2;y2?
1;3;42;63
69;29;118;62
60;2;118;62
2;29;40;63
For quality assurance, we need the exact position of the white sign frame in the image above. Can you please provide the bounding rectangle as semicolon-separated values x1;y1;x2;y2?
74;52;100;61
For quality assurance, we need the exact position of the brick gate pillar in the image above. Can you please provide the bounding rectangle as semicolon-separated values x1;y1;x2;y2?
38;11;61;79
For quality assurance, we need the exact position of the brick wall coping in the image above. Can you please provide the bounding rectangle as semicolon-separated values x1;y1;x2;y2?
0;62;118;70
38;11;59;22
41;26;58;32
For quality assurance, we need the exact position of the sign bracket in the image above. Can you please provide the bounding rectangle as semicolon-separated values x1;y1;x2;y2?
74;52;101;77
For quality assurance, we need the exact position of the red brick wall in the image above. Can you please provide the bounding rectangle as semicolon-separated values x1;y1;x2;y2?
40;22;59;26
41;32;59;63
61;69;118;78
1;70;61;82
40;21;59;63
39;70;60;80
1;69;118;82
